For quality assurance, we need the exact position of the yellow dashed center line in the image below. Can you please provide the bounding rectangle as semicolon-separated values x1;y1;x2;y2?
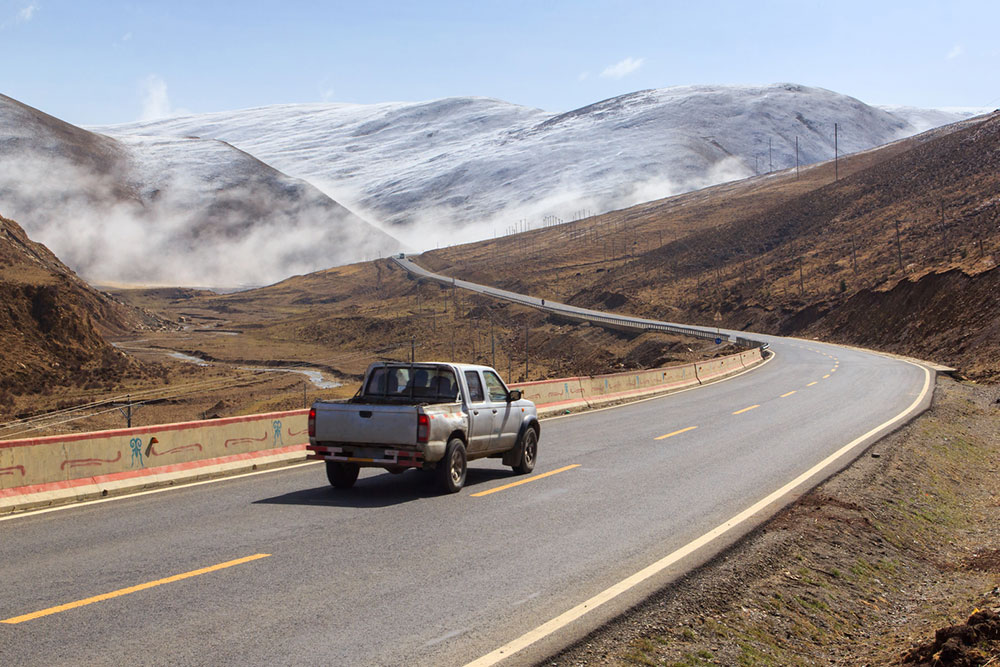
471;464;580;497
655;426;698;441
732;405;760;415
823;374;831;379
780;391;797;398
806;381;819;387
2;553;271;625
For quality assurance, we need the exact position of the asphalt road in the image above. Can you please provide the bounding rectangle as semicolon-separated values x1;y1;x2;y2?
0;332;930;666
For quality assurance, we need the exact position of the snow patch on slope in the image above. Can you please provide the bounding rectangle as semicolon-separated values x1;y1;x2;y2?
0;93;401;287
98;84;977;252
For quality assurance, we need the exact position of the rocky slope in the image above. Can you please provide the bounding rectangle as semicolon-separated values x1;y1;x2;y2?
0;213;162;407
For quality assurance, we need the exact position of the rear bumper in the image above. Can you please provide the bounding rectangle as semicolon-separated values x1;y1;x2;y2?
306;444;424;468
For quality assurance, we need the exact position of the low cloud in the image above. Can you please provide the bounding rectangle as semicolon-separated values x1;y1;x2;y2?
139;75;183;121
601;57;644;79
0;141;400;288
946;44;963;60
324;156;752;255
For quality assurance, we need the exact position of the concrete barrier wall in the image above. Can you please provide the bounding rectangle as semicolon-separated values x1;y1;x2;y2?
512;348;757;414
2;348;764;504
1;409;308;495
695;353;746;384
514;376;589;411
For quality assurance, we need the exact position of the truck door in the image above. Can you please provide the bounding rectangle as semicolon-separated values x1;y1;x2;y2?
483;370;520;452
463;370;494;454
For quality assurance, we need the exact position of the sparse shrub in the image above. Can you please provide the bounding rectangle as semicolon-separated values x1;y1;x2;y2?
839;279;847;293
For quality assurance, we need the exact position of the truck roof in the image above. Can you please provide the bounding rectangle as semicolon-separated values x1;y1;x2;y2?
369;361;499;374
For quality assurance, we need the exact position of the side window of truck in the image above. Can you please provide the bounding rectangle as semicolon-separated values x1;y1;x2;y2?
464;371;485;403
483;371;508;402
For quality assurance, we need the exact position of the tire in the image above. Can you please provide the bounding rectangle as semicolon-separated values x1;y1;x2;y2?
326;461;360;489
512;427;538;475
436;438;467;493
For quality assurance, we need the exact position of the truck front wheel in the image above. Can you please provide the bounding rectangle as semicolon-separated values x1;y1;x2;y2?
326;461;360;489
512;427;538;475
437;438;467;493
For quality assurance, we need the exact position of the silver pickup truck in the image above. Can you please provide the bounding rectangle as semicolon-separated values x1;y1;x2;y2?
306;362;540;493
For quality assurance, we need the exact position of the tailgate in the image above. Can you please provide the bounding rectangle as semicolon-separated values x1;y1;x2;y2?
314;402;417;446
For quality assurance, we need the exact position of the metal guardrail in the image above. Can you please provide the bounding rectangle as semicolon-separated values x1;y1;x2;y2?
391;257;769;350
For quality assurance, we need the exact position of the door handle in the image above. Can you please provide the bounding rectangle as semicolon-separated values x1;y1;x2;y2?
492;409;498;414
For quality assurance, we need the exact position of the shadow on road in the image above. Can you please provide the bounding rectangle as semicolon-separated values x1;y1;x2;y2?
253;467;516;508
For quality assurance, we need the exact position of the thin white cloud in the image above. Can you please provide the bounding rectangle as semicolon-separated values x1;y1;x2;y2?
946;44;963;60
577;71;590;82
18;2;37;22
600;57;644;79
139;74;185;121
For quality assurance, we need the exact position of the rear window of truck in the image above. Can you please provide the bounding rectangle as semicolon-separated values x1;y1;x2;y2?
364;366;459;401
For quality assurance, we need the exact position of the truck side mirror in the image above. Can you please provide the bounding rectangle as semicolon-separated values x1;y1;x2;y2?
507;389;522;402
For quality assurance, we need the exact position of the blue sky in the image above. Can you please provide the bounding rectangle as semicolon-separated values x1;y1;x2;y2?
2;0;998;126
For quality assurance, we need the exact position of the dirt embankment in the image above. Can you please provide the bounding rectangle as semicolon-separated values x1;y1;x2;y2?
546;378;1000;666
791;266;1000;383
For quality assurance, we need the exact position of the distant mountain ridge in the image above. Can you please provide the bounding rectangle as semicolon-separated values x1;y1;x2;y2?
97;84;983;250
0;93;402;288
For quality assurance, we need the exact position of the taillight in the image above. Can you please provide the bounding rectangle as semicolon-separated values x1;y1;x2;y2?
308;407;316;438
417;413;430;443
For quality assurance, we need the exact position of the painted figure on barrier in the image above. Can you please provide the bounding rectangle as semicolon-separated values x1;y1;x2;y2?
272;420;284;447
129;437;143;467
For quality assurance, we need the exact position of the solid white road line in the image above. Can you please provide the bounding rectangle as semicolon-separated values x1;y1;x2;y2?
464;360;932;667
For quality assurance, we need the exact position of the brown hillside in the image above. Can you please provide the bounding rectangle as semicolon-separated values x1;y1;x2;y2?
421;111;1000;381
0;213;162;409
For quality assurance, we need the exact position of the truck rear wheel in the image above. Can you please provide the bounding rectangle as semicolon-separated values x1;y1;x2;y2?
437;438;467;493
326;461;360;489
512;427;538;474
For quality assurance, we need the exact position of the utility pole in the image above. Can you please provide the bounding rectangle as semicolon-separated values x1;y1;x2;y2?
410;336;415;363
795;136;799;179
895;220;904;272
114;394;134;428
834;123;839;181
524;323;529;381
769;138;772;173
491;319;496;369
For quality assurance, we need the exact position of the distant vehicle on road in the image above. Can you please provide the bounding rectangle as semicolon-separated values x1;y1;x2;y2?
307;362;540;493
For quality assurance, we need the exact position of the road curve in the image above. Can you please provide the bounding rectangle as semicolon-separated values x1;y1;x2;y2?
0;263;933;666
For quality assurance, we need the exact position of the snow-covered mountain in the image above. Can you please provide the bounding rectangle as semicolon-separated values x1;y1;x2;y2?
98;84;982;249
0;94;401;288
